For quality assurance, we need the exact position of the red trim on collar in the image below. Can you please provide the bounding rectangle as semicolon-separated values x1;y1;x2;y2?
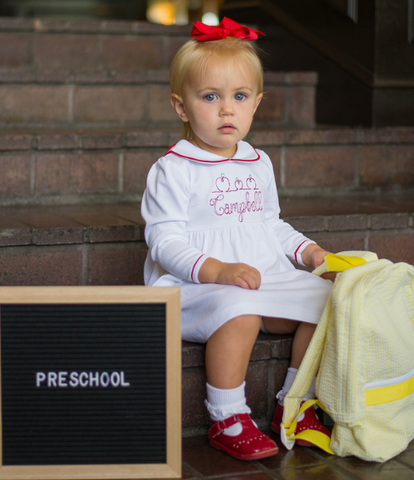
166;145;261;163
166;143;177;155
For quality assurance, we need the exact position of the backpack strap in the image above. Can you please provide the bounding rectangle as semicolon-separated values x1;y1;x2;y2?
280;280;332;452
280;399;334;454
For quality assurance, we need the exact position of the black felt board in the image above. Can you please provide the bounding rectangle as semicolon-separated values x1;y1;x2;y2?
0;303;166;466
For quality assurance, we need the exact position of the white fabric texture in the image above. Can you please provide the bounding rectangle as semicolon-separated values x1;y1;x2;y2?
141;140;332;343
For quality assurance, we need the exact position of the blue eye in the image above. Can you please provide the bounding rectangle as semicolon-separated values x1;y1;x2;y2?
204;94;217;102
235;93;246;101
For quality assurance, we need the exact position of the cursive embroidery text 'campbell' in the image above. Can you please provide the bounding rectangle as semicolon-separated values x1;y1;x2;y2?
210;190;263;222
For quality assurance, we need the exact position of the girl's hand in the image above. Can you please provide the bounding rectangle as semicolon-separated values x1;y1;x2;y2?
301;244;332;269
302;244;339;282
198;258;261;290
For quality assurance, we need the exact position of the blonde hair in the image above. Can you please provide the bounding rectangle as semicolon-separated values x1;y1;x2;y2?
170;37;264;140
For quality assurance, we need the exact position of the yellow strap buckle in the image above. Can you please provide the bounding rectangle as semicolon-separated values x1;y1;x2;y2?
325;254;367;272
280;399;334;455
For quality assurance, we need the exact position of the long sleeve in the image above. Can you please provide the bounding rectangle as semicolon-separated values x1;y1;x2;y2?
141;156;207;283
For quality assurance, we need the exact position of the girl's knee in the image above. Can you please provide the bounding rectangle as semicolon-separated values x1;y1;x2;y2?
228;314;262;332
208;315;261;343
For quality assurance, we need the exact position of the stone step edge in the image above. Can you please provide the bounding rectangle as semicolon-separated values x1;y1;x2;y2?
1;126;413;152
0;16;194;35
0;68;318;86
0;202;412;248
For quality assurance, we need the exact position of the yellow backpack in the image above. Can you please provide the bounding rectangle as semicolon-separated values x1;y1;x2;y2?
280;251;414;462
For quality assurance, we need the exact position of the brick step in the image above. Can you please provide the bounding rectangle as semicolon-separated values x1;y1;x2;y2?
0;126;413;206
0;16;317;128
0;17;191;72
0;195;412;288
0;70;316;128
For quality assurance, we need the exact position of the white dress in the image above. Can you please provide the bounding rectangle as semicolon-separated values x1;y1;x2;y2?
141;140;332;343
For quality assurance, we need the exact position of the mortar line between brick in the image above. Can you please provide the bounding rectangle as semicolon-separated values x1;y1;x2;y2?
143;85;149;124
81;244;89;286
284;85;290;125
251;459;289;480
354;144;360;187
30;153;36;195
29;27;35;66
181;461;204;479
305;449;362;480
364;230;370;251
280;146;286;187
118;152;124;193
394;458;414;471
68;84;74;122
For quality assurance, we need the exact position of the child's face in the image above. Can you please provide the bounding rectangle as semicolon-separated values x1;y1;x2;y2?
171;57;262;158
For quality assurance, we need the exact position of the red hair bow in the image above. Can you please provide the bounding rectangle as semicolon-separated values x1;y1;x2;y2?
191;17;265;42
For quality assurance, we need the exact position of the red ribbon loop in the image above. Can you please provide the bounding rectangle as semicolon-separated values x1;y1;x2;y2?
191;17;265;42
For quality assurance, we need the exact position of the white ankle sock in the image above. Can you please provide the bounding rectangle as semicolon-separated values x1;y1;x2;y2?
276;368;316;406
205;382;251;436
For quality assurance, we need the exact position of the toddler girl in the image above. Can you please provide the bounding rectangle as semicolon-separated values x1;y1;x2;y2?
141;17;332;460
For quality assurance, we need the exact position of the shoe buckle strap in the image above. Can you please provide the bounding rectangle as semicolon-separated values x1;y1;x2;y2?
209;414;240;438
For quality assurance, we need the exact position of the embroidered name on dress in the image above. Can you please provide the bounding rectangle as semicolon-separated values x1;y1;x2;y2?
209;173;263;222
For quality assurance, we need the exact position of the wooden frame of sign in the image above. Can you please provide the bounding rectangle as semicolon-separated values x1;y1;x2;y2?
0;286;181;480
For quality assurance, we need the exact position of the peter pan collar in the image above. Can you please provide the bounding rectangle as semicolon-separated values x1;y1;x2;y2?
166;140;260;163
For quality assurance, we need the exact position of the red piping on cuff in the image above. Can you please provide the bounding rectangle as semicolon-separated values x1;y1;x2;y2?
294;240;308;263
191;255;205;282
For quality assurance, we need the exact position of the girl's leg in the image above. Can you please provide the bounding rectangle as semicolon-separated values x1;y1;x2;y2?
205;314;261;389
262;317;317;399
204;315;278;460
262;317;330;446
262;318;316;368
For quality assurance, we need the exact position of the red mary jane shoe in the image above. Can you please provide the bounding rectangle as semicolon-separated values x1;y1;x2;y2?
271;402;331;447
209;413;279;460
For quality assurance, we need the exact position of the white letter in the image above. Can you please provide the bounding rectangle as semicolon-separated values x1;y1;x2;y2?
89;372;99;387
120;372;130;387
58;372;68;387
36;372;46;387
69;372;79;387
100;372;110;387
110;372;120;387
48;372;57;387
79;372;89;387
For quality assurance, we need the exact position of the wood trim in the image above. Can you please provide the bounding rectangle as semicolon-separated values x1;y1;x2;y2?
0;286;182;480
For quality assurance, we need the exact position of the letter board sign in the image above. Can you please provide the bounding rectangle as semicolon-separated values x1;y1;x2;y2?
0;286;181;479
